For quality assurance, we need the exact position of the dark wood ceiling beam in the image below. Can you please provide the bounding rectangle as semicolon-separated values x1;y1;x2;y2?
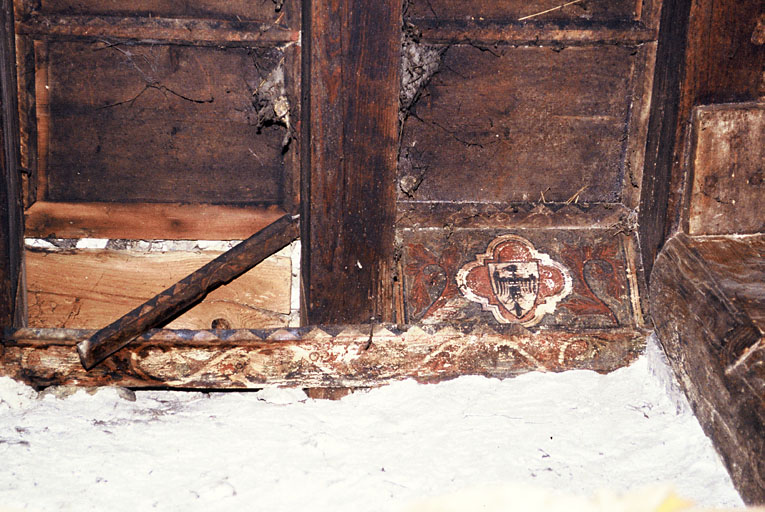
303;0;401;324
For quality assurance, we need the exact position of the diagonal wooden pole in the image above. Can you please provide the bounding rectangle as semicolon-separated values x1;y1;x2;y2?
77;214;299;370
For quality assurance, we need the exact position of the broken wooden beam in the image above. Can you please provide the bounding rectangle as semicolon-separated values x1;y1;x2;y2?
76;214;299;370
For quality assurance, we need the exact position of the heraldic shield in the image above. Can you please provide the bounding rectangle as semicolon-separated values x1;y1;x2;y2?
457;235;573;326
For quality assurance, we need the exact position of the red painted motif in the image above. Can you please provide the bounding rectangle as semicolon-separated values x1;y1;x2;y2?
456;235;572;326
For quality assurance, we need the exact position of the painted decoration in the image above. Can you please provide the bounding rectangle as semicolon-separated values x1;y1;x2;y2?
456;235;572;326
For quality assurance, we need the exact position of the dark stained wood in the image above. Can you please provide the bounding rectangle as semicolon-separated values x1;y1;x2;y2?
39;0;297;23
637;0;692;280
686;103;765;236
77;214;299;369
2;324;645;388
24;202;288;240
639;0;765;279
0;0;24;327
304;0;401;324
399;44;636;204
409;20;655;45
405;0;640;23
688;236;765;331
17;14;299;45
37;41;289;204
650;233;765;504
14;34;36;207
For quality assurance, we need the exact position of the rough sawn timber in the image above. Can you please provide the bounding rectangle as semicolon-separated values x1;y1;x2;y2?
650;233;765;505
1;324;645;389
304;0;401;324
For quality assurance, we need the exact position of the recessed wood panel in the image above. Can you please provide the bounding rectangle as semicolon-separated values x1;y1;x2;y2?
39;0;295;22
37;41;288;204
399;45;635;203
405;0;640;23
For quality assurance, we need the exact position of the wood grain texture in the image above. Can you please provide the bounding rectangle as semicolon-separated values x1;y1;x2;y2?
687;103;765;236
39;0;297;23
24;201;288;240
404;0;639;23
687;235;765;330
1;324;645;389
304;0;401;324
26;247;293;330
650;233;765;504
639;0;765;279
0;0;24;327
36;41;288;204
76;214;298;369
399;44;636;204
17;14;299;44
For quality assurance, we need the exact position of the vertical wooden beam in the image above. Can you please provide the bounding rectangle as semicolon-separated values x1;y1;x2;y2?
0;0;25;327
639;0;764;281
637;0;692;281
303;0;401;324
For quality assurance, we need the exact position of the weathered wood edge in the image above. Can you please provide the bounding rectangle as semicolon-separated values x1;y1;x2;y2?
304;0;401;324
682;102;765;236
17;14;299;45
650;233;765;504
0;0;25;327
0;324;646;389
25;201;288;240
409;19;656;45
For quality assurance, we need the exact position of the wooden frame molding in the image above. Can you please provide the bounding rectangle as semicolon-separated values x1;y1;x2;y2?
2;324;645;388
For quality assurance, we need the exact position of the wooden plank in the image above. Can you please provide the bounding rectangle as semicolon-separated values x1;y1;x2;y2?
638;0;765;279
14;34;36;207
1;324;646;388
25;202;287;239
304;0;400;324
399;227;639;329
0;0;24;327
26;247;293;331
650;233;765;504
399;44;636;204
36;41;290;205
17;15;299;45
409;20;656;45
39;0;298;24
404;0;640;24
687;103;765;236
637;0;692;279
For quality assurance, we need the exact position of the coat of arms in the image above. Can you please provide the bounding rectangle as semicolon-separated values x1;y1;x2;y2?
456;235;572;326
